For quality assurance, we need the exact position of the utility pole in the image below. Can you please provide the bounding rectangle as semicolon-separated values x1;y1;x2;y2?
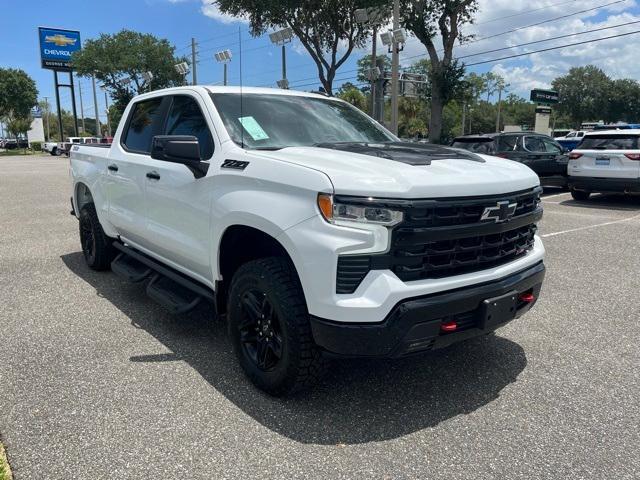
91;75;101;137
461;104;466;136
370;26;378;119
78;81;86;134
191;38;198;85
102;88;111;137
495;82;508;133
390;0;400;135
43;97;51;141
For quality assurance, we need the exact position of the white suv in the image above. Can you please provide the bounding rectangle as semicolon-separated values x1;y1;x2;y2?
568;129;640;200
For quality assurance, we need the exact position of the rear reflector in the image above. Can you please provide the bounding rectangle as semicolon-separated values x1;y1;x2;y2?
519;292;535;303
440;321;457;332
624;153;640;161
568;153;583;159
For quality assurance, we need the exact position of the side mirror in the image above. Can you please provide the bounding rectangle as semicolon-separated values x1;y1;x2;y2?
151;135;208;178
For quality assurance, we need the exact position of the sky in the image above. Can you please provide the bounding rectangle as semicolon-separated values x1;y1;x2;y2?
1;0;639;125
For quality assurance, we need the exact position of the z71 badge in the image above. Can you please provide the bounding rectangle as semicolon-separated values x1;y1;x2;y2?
221;159;249;170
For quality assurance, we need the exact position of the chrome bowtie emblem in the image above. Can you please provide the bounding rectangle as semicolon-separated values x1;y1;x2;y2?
480;201;517;223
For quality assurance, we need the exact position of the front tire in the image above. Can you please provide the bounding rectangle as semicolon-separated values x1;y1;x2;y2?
227;257;326;396
571;189;591;201
50;147;58;156
79;203;116;270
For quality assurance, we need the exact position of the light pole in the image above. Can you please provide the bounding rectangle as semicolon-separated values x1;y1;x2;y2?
43;97;51;141
78;80;86;134
91;75;101;137
380;22;406;134
269;28;294;89
355;7;386;120
215;50;232;86
174;62;190;86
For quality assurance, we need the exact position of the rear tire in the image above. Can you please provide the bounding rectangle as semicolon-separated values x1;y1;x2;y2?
79;203;116;271
227;257;326;396
50;147;58;156
571;189;591;201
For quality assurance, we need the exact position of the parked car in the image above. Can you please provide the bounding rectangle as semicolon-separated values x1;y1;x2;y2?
451;132;569;188
59;137;103;156
567;129;640;200
43;141;60;155
593;123;640;131
555;130;587;151
70;86;545;395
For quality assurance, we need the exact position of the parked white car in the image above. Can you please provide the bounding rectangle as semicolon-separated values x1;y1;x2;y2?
69;86;546;395
43;141;60;155
568;129;640;200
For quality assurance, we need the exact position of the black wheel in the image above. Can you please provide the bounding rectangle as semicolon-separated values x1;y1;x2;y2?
50;147;57;156
571;189;591;201
228;257;326;396
79;203;116;271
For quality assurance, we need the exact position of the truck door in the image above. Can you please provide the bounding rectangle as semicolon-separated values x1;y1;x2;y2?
143;93;216;282
106;96;168;246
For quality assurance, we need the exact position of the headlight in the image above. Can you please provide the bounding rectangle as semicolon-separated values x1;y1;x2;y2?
317;193;403;227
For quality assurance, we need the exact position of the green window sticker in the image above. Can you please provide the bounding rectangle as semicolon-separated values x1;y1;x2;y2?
238;116;269;141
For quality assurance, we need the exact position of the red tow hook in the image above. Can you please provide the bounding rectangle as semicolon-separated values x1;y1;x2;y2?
441;320;457;332
519;292;535;303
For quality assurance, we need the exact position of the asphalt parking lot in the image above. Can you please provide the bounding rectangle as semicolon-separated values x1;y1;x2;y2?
1;155;638;479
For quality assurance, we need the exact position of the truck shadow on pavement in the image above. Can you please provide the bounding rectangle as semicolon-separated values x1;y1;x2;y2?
61;251;528;445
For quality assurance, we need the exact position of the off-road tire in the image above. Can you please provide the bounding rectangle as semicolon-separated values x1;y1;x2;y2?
571;189;591;201
79;203;116;271
228;257;326;396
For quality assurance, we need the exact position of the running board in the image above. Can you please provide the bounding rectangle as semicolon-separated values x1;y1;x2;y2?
111;242;215;313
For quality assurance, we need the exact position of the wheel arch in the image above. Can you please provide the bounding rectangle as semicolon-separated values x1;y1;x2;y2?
215;224;303;316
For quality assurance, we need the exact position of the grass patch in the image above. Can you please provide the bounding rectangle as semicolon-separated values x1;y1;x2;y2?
0;150;44;157
0;442;12;480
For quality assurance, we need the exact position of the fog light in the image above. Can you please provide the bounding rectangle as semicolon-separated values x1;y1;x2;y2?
519;292;535;303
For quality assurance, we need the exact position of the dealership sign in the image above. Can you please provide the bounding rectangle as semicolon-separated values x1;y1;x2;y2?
38;27;81;70
530;89;559;105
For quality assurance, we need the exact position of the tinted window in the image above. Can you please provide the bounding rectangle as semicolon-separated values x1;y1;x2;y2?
497;135;518;151
165;96;214;159
123;98;164;153
542;138;562;154
578;135;639;150
211;93;393;149
451;139;495;153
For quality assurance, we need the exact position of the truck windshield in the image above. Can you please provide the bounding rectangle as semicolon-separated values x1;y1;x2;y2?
210;93;395;150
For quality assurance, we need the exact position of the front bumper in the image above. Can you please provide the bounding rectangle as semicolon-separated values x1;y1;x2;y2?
569;176;640;194
309;261;545;358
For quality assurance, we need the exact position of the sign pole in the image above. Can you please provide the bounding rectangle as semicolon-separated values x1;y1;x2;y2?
69;72;79;137
54;71;64;141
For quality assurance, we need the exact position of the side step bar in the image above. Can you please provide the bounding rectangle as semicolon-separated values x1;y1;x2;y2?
111;242;215;314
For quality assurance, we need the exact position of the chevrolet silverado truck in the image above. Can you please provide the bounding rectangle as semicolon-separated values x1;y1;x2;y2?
69;86;545;395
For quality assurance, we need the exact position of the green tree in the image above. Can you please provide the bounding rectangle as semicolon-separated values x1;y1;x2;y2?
215;0;387;96
551;65;611;127
356;54;391;87
72;30;187;119
500;93;535;128
337;82;367;110
0;68;38;134
401;0;479;143
605;78;640;123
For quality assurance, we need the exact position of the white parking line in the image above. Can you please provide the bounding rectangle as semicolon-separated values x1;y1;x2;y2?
541;212;640;238
542;192;572;200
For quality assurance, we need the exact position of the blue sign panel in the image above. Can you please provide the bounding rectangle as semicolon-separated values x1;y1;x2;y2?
38;27;81;70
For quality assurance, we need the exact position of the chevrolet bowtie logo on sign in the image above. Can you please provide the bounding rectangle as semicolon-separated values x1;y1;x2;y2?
480;201;518;223
38;27;81;71
44;34;78;47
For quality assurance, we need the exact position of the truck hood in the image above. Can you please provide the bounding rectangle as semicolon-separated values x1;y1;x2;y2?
253;143;539;198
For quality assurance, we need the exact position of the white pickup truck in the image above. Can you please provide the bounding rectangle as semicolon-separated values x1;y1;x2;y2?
70;86;545;395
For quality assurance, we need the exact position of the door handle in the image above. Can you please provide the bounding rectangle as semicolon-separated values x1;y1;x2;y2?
146;171;161;180
107;164;118;172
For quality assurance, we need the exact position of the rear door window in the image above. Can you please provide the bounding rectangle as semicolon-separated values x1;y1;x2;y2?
497;135;518;151
542;138;562;154
578;135;639;150
123;98;165;154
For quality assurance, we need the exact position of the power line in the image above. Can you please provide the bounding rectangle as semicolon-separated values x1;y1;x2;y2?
465;28;640;66
474;0;581;26
458;19;640;60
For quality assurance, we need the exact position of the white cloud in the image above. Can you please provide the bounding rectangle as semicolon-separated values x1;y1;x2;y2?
200;1;248;24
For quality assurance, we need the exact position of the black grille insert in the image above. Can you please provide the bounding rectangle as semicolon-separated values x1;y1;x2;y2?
336;188;541;293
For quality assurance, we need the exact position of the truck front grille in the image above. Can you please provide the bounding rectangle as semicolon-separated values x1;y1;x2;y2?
335;187;542;294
